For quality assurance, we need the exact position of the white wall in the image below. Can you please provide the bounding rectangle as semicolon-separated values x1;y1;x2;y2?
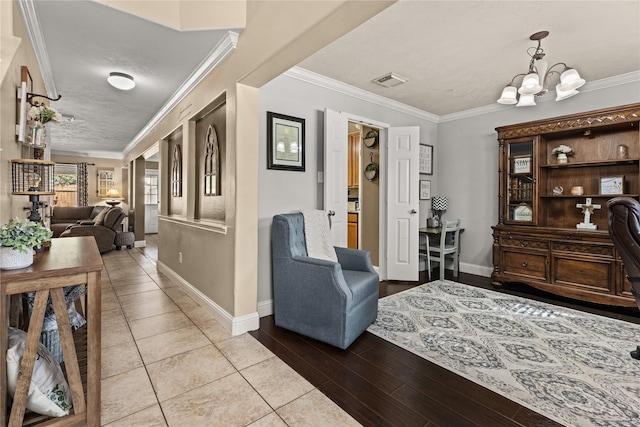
437;79;640;277
257;72;438;312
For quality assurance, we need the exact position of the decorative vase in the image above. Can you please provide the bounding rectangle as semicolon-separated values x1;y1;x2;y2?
28;123;46;148
0;247;34;270
556;153;568;164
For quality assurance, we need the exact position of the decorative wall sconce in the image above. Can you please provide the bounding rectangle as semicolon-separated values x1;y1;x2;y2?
11;159;55;221
497;31;586;107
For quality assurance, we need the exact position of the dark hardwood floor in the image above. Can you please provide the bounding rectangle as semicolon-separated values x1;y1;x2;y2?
250;271;640;427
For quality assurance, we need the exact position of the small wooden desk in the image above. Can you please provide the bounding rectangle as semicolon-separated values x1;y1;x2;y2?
1;237;102;427
419;227;464;274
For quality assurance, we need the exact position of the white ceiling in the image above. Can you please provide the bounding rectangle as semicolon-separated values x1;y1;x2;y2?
27;1;640;158
31;0;239;158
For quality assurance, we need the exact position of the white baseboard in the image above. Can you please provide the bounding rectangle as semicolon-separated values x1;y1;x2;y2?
460;262;493;278
134;240;146;248
157;261;259;335
258;299;273;318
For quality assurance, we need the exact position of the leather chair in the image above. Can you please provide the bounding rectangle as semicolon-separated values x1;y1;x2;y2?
606;197;640;359
271;213;379;349
59;207;126;253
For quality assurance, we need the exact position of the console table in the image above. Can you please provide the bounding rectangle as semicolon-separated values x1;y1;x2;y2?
1;237;102;426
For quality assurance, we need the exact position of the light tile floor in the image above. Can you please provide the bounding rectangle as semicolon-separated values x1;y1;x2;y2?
100;239;360;426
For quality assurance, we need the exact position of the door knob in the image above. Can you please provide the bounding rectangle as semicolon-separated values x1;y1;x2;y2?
410;209;417;214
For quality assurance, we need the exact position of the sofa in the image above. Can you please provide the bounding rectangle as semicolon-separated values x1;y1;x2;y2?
50;206;108;237
271;213;379;349
59;207;126;253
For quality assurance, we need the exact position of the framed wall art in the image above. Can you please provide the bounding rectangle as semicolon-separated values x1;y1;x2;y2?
419;180;431;200
513;155;532;174
419;144;433;175
267;112;305;171
600;176;624;195
97;168;114;197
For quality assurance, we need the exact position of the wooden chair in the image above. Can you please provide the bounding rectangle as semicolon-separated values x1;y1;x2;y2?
429;220;461;280
419;232;432;279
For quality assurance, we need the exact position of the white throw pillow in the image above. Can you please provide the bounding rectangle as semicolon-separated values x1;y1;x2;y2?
6;328;72;417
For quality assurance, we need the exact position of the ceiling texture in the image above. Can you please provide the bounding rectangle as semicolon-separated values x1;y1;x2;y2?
22;1;640;159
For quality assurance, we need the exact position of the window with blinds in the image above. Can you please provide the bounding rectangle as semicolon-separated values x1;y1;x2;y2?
54;163;78;207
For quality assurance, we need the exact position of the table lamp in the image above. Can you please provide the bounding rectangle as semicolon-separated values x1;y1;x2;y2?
431;196;448;227
104;188;123;206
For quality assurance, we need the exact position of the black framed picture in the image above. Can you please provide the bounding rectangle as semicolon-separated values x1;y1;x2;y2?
419;144;433;175
267;112;305;171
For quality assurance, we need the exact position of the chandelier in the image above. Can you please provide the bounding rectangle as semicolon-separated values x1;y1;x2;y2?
497;31;586;107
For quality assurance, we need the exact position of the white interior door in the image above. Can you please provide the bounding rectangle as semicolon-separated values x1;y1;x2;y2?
323;108;348;247
386;126;420;281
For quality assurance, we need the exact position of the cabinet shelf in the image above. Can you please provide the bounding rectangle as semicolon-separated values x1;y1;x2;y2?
541;159;638;169
541;194;640;199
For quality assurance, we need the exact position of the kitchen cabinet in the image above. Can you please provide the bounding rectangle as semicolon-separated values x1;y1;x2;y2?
348;212;358;249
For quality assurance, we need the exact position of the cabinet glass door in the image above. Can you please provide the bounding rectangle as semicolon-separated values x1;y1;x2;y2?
507;139;536;224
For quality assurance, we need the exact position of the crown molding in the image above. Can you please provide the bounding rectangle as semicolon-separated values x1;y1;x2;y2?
285;67;439;123
122;31;239;157
51;149;124;160
438;71;640;123
17;0;58;98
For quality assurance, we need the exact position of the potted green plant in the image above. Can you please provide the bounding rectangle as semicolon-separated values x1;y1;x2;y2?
0;218;53;270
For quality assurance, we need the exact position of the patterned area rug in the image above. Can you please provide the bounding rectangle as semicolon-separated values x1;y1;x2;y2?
367;280;640;426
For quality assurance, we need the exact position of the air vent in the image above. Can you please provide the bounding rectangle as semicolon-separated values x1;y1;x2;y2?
372;72;408;88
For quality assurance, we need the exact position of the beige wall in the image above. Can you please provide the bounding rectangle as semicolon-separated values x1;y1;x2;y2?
2;1;394;322
1;3;47;224
51;154;127;207
123;1;394;319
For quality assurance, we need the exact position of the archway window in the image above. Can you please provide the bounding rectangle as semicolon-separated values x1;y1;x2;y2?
204;124;220;196
171;144;182;197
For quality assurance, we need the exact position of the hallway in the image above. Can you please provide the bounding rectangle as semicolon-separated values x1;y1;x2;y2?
98;239;358;426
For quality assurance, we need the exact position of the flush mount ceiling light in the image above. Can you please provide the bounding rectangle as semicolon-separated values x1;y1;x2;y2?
497;31;585;107
107;72;135;90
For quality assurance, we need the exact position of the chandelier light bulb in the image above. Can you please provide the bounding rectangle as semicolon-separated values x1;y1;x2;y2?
516;94;536;107
555;85;579;101
556;67;586;92
497;85;518;104
107;72;135;90
518;72;543;95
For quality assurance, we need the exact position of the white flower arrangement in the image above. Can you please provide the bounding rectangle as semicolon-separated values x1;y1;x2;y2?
551;144;574;157
28;102;61;125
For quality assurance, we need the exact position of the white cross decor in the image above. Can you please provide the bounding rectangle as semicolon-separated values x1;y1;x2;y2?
576;197;601;229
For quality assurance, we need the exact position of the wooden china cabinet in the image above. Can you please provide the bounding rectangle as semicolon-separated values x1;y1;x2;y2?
492;103;640;307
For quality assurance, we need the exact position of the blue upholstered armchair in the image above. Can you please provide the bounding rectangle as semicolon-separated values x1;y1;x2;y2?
271;213;379;349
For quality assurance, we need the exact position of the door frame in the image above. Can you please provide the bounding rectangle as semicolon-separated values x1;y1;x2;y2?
342;112;390;280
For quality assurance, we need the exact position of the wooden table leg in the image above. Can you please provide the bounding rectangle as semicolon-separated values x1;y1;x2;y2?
9;290;48;427
1;285;7;426
51;288;86;416
86;271;101;426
